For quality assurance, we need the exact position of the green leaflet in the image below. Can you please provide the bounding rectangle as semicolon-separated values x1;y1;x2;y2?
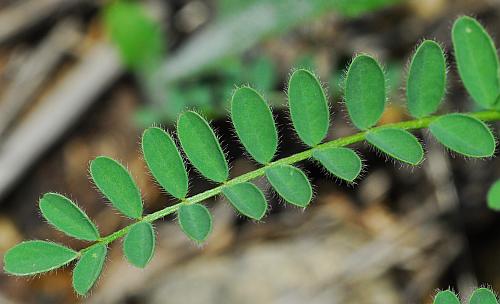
345;54;386;130
366;128;424;165
265;165;312;207
222;182;267;220
4;241;77;275
407;40;446;118
178;204;212;242
39;193;99;241
90;156;143;219
231;87;277;164
452;16;500;108
487;180;500;211
123;222;155;268
104;1;165;71
469;288;498;304
73;244;107;296
313;147;362;182
177;111;229;183
429;114;495;157
142;127;188;199
433;290;460;304
288;69;329;146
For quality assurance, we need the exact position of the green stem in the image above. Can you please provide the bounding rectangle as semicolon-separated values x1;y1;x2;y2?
83;110;500;253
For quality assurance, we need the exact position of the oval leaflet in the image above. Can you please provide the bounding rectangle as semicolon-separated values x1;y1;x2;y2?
178;203;213;242
177;111;228;183
288;69;330;146
123;222;156;268
366;128;424;165
142;127;188;199
313;147;362;182
39;193;99;241
265;165;312;208
73;244;107;296
231;87;277;164
222;182;268;220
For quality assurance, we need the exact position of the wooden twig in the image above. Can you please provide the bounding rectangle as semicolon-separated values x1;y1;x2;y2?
0;19;82;138
0;43;122;201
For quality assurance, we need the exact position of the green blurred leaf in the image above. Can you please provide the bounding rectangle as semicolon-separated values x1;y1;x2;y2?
469;288;498;304
90;156;143;219
231;87;277;164
366;128;423;165
247;55;277;92
488;180;500;211
452;16;499;108
39;193;99;241
104;1;165;71
433;290;460;304
4;241;77;275
345;54;386;130
142;127;188;199
429;114;495;157
288;69;330;146
265;165;312;207
178;204;212;242
177;111;229;182
222;182;267;220
407;40;446;118
123;222;155;268
73;244;107;296
313;147;362;182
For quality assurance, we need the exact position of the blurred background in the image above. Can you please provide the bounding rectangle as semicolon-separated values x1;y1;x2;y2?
0;0;499;303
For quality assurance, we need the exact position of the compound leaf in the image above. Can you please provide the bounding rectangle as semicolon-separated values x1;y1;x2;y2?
104;1;165;71
90;156;143;219
366;128;424;165
487;180;500;211
4;241;77;275
39;193;99;241
222;182;267;220
142;127;188;199
178;204;212;242
231;87;277;164
313;147;362;182
429;114;495;157
345;54;386;130
288;69;330;146
73;244;107;296
469;288;498;304
123;222;155;268
452;16;499;108
177;111;228;183
407;40;446;118
265;165;312;208
434;290;460;304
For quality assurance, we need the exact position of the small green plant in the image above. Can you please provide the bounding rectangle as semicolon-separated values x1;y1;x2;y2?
4;16;500;297
434;288;498;304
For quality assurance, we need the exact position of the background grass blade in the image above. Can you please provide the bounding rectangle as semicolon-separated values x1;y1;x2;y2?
407;40;446;118
429;114;496;157
345;54;386;130
433;290;460;304
313;147;362;182
142;127;188;199
177;111;229;183
72;244;107;296
39;193;99;241
366;128;424;165
90;156;143;219
265;165;312;208
178;204;212;243
123;222;155;268
222;182;267;220
231;87;278;164
287;69;329;146
4;241;77;275
469;288;498;304
452;16;500;108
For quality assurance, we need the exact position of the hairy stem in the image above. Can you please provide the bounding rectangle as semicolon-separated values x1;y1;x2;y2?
83;110;500;253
